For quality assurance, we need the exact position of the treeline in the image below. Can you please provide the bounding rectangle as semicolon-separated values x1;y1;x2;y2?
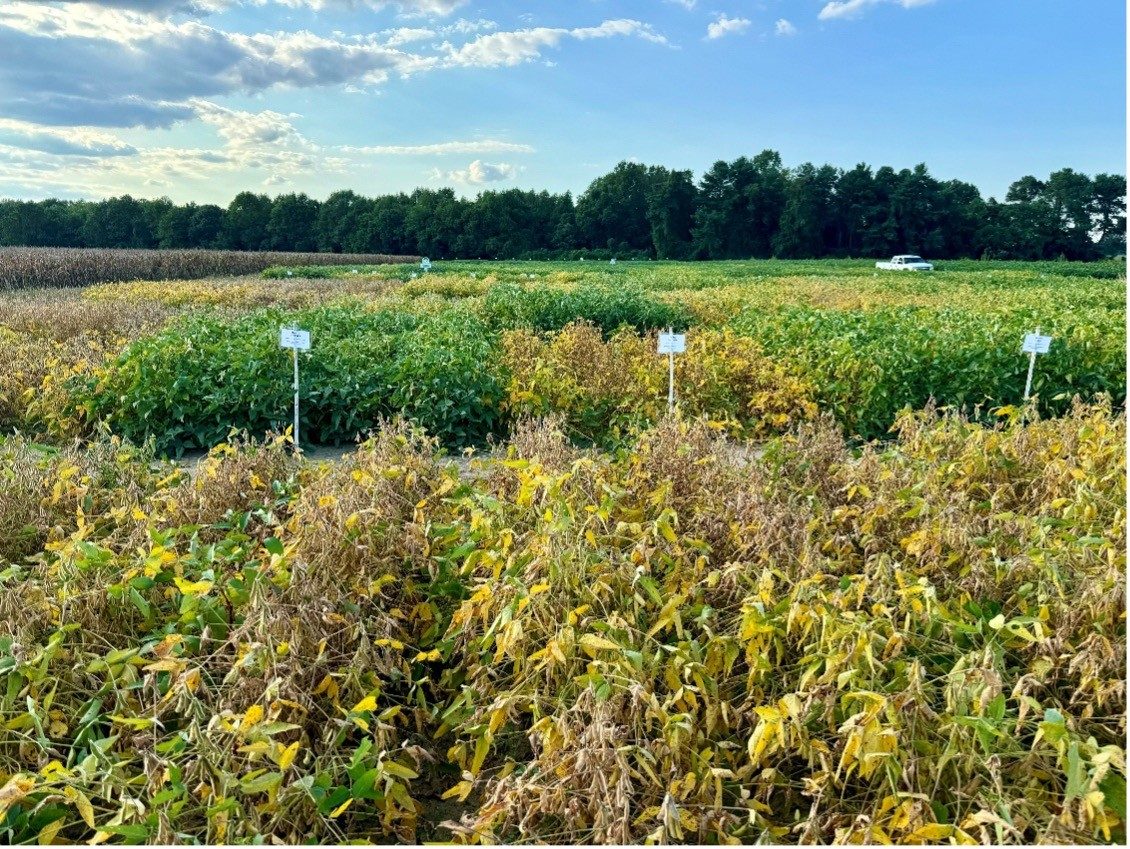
1;151;1124;260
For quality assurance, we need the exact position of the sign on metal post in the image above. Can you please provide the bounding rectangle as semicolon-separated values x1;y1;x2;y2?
657;329;686;412
1022;332;1052;355
1021;327;1052;402
280;327;311;451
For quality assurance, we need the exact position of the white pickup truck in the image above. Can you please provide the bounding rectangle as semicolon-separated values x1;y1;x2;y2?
876;254;934;271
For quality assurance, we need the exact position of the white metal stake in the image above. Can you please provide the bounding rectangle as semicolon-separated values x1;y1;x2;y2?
667;326;675;412
292;344;301;452
1023;325;1040;402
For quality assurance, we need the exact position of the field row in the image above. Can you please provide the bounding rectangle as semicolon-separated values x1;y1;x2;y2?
0;263;1124;453
0;404;1123;844
0;247;417;291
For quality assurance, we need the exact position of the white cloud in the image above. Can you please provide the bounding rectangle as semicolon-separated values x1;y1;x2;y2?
665;0;697;8
775;19;797;36
706;14;751;40
442;18;496;34
0;4;666;197
0;118;137;157
34;1;470;17
0;5;664;130
269;0;469;16
818;0;937;21
447;159;517;183
381;26;435;46
445;19;667;68
34;1;225;13
0;4;436;127
344;140;534;155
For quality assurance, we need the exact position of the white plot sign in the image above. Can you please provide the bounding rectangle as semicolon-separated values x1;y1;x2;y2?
1021;327;1052;402
657;332;686;354
1022;333;1052;355
420;257;432;272
280;328;311;351
280;326;311;451
657;329;686;411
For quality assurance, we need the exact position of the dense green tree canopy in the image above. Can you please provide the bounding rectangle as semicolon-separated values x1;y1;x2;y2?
1;153;1123;260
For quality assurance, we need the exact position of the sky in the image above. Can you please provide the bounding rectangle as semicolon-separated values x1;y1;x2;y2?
0;0;1124;204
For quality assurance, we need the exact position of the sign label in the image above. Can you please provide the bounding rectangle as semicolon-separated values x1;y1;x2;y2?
420;257;432;271
1022;333;1052;354
657;332;686;355
280;328;311;351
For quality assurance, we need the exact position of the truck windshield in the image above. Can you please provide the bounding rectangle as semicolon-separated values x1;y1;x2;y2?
904;257;924;263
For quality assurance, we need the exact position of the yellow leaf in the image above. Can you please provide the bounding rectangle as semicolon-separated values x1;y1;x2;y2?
489;706;508;735
441;780;474;803
240;704;264;731
352;695;378;714
174;576;214;596
579;634;621;657
72;790;95;829
329;798;353;818
382;761;418;781
904;823;955;842
143;659;183;673
276;741;301;770
0;775;36;818
109;715;153;730
37;817;64;845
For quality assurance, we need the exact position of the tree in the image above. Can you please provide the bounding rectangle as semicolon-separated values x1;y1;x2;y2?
81;195;155;248
315;191;370;253
355;194;411;254
694;151;788;259
223;192;272;250
1091;174;1126;256
834;164;879;256
645;167;697;259
157;204;197;248
773;163;838;258
267;193;320;251
0;158;1120;260
576;162;653;254
404;188;465;258
190;205;226;248
1044;168;1096;259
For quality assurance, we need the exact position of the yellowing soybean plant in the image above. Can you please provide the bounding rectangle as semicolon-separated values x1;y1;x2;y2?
0;258;1125;845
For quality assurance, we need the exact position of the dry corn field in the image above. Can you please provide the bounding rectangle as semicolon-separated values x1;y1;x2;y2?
0;259;1125;845
0;247;418;291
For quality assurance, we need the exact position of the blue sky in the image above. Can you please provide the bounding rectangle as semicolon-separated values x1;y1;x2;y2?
0;1;1124;204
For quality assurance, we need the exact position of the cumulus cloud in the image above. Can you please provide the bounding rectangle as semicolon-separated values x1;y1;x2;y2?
4;95;196;129
34;1;224;12
446;159;517;183
775;19;797;36
0;4;432;127
445;19;667;67
0;118;137;157
818;0;937;21
0;3;668;196
268;0;469;15
0;99;356;199
26;1;469;17
0;4;665;130
706;14;751;40
381;26;435;46
345;140;534;155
